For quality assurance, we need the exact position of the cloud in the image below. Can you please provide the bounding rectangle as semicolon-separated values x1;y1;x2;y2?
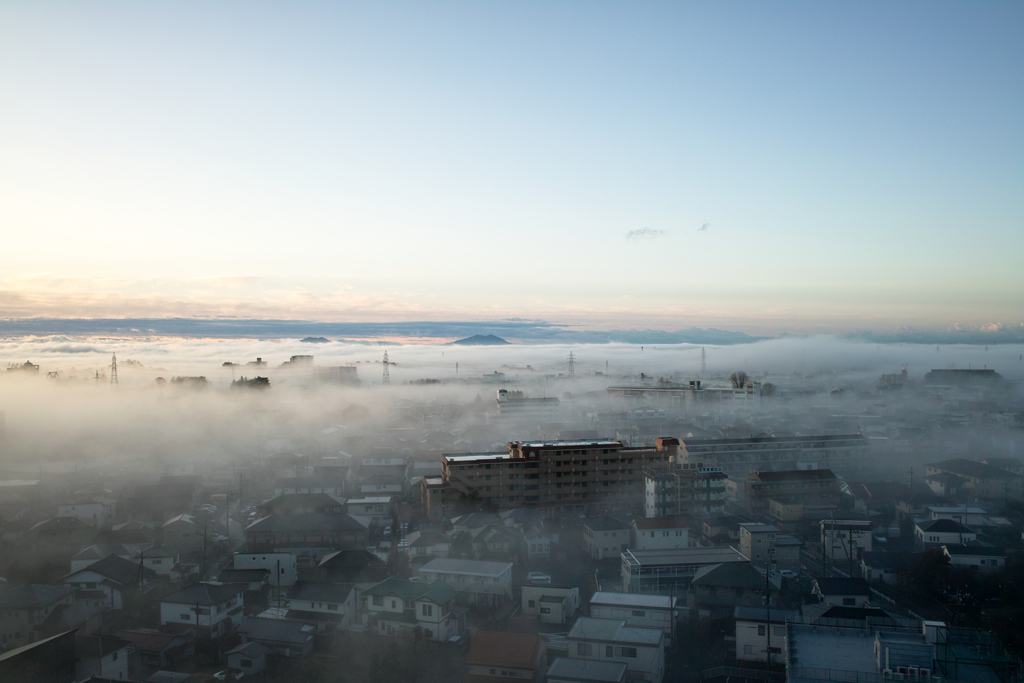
625;228;666;241
699;222;710;232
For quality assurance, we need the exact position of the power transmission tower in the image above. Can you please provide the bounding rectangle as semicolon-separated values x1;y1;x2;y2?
110;353;118;386
382;351;390;385
567;352;576;378
700;347;707;376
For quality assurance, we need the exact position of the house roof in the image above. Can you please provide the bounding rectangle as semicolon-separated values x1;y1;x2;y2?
113;629;188;653
927;458;1018;481
465;631;544;669
943;545;1006;557
691;562;766;590
238;617;316;645
860;551;898;569
568;617;663;646
750;469;837;483
162;513;196;527
65;554;156;585
30;516;93;532
287;581;354;603
917;519;974;534
584;516;631;532
227;641;270;658
733;606;799;624
317;549;386;569
363;576;455;604
406;530;451;548
218;568;270;584
0;584;75;609
546;657;627;683
160;582;243;606
419;558;512;577
245;513;369;533
632;516;688;530
813;577;871;596
39;602;106;635
73;544;132;562
590;592;675;610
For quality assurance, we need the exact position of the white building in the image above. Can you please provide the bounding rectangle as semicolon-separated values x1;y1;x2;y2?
630;517;690;551
346;496;393;526
821;519;872;562
286;581;356;630
494;389;561;421
733;606;797;663
942;545;1006;573
584;517;631;560
159;583;244;638
738;523;778;571
417;558;514;607
363;575;460;641
914;519;977;550
567;617;665;683
234;552;298;587
522;583;580;624
589;592;676;636
57;498;110;528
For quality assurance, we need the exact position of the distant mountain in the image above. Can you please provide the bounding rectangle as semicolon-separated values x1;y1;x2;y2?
300;336;331;343
451;334;510;346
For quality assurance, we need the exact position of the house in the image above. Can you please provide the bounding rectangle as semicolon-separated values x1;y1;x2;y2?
465;631;546;683
690;563;774;614
159;583;244;638
621;547;749;595
630;517;689;551
914;519;976;550
418;476;449;523
70;544;134;573
738;523;777;571
161;515;201;553
101;523;155;556
925;473;966;498
925;459;1022;499
38;603;105;639
0;584;76;650
942;545;1006;573
56;497;111;529
469;524;517;556
227;641;268;676
258;493;346;516
820;519;872;562
926;506;987;526
583;517;631;560
62;554;157;610
567;617;665;683
547;657;627;683
859;551;899;585
362;575;460;641
772;535;801;574
113;630;194;678
345;497;393;526
74;633;131;681
141;547;179;576
307;549;390;588
405;530;452;560
521;522;558;561
358;474;404;496
218;568;271;593
417;558;514;607
234;552;298;588
0;630;77;683
237;617;315;657
701;516;743;544
28;516;95;557
522;583;580;625
744;469;839;513
588;592;676;636
734;606;798;663
243;513;370;551
285;581;356;631
273;477;347;498
812;577;872;607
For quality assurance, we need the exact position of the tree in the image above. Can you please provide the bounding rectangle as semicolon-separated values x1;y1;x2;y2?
760;382;775;395
730;371;749;388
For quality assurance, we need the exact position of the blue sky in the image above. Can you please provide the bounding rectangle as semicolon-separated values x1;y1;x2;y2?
0;1;1021;335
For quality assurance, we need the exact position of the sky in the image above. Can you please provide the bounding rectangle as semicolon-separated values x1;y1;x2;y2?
0;1;1021;336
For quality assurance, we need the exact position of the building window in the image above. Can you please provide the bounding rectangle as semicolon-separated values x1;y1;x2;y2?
328;603;338;611
540;608;550;614
758;625;766;636
620;647;637;658
577;643;592;656
373;596;384;606
422;604;433;616
631;610;645;617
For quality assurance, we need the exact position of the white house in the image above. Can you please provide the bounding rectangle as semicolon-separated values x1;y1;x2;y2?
522;583;580;624
62;555;155;610
234;552;298;588
405;530;451;560
417;558;514;607
734;606;798;663
70;544;134;573
942;545;1006;574
927;506;986;526
57;498;110;529
227;641;269;676
346;496;393;526
631;517;690;551
589;592;677;636
915;519;977;550
812;578;872;608
584;517;631;560
362;575;460;641
159;583;244;638
567;617;665;683
142;547;179;576
285;581;356;631
859;552;899;586
74;634;131;681
161;514;202;552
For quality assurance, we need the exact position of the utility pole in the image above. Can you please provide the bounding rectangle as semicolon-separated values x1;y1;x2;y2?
382;351;390;385
568;352;576;379
110;353;118;386
764;543;776;668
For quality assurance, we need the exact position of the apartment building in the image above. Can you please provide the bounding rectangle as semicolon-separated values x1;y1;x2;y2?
567;617;666;683
738;523;778;571
0;584;75;651
643;463;726;518
363;575;459;641
677;434;870;480
442;438;678;515
494;389;561;421
417;558;514;607
159;583;244;639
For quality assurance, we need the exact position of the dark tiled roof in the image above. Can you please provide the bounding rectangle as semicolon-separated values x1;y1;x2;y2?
0;584;75;609
65;554;156;585
691;563;765;590
287;581;353;603
632;516;689;530
927;458;1017;481
585;516;630;531
160;582;242;606
114;629;188;653
814;577;871;596
917;519;973;534
245;513;368;533
750;469;837;482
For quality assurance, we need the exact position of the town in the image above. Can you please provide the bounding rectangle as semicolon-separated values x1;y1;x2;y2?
1;355;1021;683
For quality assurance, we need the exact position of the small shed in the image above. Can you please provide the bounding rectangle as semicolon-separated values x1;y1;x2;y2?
227;641;268;675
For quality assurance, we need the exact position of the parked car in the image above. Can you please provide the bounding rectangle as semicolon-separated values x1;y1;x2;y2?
526;572;552;584
383;526;393;536
779;569;798;579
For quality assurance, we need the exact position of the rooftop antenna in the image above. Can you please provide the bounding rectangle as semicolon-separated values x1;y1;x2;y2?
382;350;390;385
568;352;576;379
110;353;118;386
700;347;707;377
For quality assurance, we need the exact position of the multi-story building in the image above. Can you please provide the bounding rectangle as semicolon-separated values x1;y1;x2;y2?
442;438;678;515
738;523;778;571
159;583;244;639
0;584;76;651
924;459;1022;500
362;575;460;641
743;469;839;514
630;517;690;551
584;517;631;559
643;463;726;518
589;592;677;636
417;558;514;607
494;389;561;421
677;434;870;480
